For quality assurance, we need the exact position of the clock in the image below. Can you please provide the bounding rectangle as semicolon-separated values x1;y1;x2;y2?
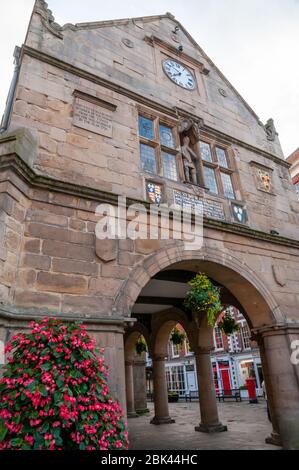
162;59;196;90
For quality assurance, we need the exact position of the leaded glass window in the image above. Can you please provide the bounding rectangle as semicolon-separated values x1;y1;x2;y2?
200;140;236;200
200;142;212;162
140;144;157;174
204;166;218;194
216;147;228;168
159;124;175;148
138;116;155;140
138;113;180;181
161;152;178;181
221;172;235;199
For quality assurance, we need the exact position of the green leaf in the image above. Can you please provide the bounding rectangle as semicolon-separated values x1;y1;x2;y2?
0;421;8;442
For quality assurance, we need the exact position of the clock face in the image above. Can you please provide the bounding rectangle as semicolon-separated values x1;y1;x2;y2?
163;60;196;90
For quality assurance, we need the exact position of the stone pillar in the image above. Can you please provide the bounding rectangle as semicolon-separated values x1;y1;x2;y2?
259;327;299;449
125;360;137;418
150;354;175;425
133;356;148;414
194;347;227;433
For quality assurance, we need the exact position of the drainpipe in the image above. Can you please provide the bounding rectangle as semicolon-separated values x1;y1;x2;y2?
0;46;21;133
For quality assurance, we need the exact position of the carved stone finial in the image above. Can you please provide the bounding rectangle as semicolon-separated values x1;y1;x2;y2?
265;118;278;142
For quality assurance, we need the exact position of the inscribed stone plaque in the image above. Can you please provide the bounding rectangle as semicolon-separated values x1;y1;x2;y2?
173;190;225;220
73;98;113;137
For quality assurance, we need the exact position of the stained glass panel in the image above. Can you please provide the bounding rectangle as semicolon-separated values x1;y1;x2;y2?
204;166;218;194
159;124;175;148
161;152;178;181
221;172;235;199
138;116;155;140
200;141;212;162
216;147;228;168
140;144;157;174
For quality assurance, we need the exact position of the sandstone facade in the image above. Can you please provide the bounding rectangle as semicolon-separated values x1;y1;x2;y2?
0;1;299;449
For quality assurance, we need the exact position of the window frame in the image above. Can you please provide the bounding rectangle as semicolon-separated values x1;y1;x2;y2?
138;110;183;181
199;138;236;199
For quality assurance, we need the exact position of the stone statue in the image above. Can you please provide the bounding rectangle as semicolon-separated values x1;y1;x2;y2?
181;136;198;184
265;118;277;142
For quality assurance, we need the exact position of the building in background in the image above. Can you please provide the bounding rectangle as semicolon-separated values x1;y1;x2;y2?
164;308;263;398
287;148;299;198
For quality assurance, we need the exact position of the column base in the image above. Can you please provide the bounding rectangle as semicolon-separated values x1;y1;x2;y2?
136;408;150;415
265;432;282;447
150;416;175;425
195;423;228;433
127;411;139;419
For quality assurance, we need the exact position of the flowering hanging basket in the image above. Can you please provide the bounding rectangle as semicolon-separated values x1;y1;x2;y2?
183;273;223;327
170;328;186;346
218;312;240;335
0;318;128;450
135;337;147;356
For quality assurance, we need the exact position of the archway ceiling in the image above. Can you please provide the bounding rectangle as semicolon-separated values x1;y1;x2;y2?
132;269;244;315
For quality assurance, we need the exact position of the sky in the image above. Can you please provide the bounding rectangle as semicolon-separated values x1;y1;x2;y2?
0;0;298;157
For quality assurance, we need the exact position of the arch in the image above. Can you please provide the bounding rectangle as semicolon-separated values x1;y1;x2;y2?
124;322;151;359
114;246;283;328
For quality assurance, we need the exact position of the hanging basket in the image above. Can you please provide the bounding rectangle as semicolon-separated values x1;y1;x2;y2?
135;336;147;355
183;273;223;327
170;327;186;346
218;312;240;335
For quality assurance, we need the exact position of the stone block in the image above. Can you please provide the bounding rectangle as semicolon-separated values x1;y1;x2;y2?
42;240;95;261
21;253;51;271
52;258;98;276
37;272;88;294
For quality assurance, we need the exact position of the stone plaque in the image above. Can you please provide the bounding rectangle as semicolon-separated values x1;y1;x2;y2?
173;190;225;220
73;97;113;137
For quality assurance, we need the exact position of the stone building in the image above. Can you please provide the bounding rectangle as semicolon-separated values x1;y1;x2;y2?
0;0;299;449
287;148;299;199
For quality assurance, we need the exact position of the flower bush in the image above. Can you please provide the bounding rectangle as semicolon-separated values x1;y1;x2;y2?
0;318;128;450
183;273;222;326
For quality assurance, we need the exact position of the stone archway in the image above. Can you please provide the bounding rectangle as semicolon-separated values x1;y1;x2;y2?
114;246;284;328
119;246;299;449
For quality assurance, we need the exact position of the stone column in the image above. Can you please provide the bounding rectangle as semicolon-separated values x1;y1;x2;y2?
194;347;227;433
150;354;175;425
133;356;149;414
125;360;137;418
258;326;299;449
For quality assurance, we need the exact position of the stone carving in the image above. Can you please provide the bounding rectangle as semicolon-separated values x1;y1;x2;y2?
95;239;118;262
181;136;198;185
173;190;225;220
218;88;228;97
257;168;271;192
265;118;277;142
122;38;134;48
178;117;203;143
35;0;63;39
231;203;247;224
146;182;162;204
272;264;286;287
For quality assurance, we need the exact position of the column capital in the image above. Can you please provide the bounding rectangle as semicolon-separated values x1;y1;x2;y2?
125;360;134;367
252;322;299;339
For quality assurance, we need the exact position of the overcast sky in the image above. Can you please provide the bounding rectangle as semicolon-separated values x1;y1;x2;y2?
1;0;298;157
